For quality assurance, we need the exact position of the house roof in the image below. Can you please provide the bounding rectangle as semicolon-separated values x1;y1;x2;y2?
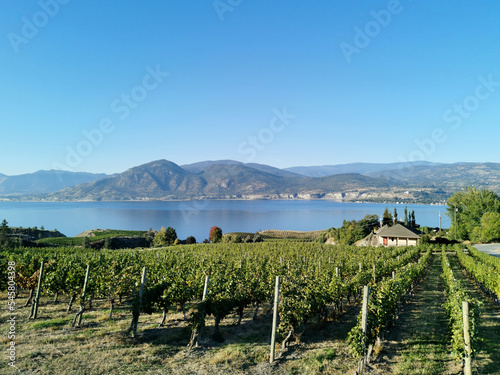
376;223;421;239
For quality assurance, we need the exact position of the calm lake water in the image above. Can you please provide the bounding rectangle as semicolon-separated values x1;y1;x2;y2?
0;200;451;241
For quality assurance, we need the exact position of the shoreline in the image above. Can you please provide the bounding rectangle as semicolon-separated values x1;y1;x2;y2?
0;197;448;205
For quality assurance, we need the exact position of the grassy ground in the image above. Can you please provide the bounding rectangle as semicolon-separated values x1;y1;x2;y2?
369;252;460;375
1;251;498;374
0;292;361;374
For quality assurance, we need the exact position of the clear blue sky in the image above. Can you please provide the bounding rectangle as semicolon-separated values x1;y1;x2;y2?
1;0;499;175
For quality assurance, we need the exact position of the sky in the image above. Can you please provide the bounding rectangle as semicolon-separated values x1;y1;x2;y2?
1;0;499;175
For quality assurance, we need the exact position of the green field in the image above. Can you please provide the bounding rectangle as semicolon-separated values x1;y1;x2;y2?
37;229;148;246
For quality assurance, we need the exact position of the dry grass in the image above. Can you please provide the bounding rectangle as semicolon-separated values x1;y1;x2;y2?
4;253;496;374
0;293;359;374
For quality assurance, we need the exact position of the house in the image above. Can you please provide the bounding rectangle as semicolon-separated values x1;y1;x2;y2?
375;223;421;247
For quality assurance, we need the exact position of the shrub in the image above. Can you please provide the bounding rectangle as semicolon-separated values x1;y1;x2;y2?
209;226;223;243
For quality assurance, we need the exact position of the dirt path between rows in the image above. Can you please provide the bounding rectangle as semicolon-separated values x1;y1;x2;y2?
367;252;461;375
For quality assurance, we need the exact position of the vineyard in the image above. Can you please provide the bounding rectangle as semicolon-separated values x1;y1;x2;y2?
1;242;499;374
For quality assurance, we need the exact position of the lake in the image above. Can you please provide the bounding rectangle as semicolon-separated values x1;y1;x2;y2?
0;200;451;241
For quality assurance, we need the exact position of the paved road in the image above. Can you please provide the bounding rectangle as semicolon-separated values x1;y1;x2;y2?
474;243;500;258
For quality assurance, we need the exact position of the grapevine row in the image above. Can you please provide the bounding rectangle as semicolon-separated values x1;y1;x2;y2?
455;246;500;302
468;245;500;273
347;247;431;358
441;250;479;361
0;242;430;354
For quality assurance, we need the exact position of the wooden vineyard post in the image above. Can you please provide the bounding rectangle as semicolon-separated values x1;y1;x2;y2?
335;267;343;311
197;276;210;345
187;276;209;349
30;260;45;319
128;267;147;336
202;275;209;301
72;264;91;327
78;264;91;326
136;267;147;332
463;301;472;375
270;276;281;363
359;285;370;374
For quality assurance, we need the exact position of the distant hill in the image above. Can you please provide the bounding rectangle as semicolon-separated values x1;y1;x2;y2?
367;162;500;192
284;161;442;177
9;160;500;203
181;160;242;173
182;160;301;178
39;159;418;202
0;170;110;195
44;160;206;201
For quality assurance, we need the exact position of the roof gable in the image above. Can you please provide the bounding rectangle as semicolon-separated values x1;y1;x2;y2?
376;223;421;239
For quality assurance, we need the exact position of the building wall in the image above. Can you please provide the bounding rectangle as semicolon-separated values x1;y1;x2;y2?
379;236;419;247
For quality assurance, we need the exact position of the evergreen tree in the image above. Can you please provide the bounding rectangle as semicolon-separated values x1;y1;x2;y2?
393;208;398;223
0;219;11;249
165;227;177;245
410;210;416;228
404;206;409;226
382;207;392;226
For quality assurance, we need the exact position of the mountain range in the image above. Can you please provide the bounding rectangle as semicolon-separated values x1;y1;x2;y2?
283;161;442;177
2;160;500;203
0;170;109;195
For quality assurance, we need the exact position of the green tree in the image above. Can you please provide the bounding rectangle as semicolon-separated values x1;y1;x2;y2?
382;207;392;226
409;210;416;228
165;227;177;244
0;219;12;249
473;212;500;243
186;236;197;244
404;206;409;226
209;226;223;243
447;187;500;240
325;214;379;245
153;226;177;247
393;208;398;223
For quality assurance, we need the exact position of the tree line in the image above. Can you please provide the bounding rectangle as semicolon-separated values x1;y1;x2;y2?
447;187;500;242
